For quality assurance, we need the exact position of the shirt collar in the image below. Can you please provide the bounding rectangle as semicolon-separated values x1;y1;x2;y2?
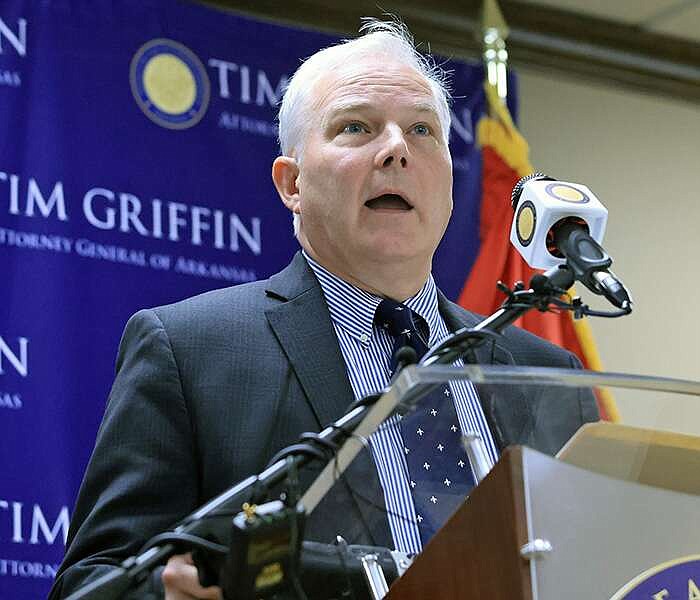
303;251;441;345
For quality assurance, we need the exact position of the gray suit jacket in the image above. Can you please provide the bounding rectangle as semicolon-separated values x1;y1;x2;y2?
50;252;598;598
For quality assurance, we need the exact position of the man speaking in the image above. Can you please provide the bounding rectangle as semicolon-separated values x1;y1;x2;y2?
50;20;598;600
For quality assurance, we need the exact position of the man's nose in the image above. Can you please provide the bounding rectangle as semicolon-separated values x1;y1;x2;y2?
375;126;408;169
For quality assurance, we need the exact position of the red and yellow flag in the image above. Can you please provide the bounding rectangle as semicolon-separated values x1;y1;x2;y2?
458;85;619;421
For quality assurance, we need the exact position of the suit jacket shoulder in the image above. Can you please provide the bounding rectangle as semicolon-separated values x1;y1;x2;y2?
439;295;584;368
438;295;599;453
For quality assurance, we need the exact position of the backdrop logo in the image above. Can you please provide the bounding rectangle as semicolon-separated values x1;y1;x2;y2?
130;39;210;130
0;336;27;377
610;554;700;599
0;499;69;546
0;17;27;57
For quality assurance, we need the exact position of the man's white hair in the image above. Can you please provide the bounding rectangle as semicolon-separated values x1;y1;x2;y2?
276;20;453;236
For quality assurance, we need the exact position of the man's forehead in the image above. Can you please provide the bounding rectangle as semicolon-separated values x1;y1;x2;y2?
312;58;438;113
325;98;440;119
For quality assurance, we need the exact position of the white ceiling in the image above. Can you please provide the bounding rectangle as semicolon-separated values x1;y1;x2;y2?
516;0;700;43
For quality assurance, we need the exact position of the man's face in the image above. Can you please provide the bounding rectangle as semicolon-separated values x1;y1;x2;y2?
290;57;453;276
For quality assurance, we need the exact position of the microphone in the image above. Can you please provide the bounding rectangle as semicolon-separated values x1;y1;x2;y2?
394;346;418;373
510;173;632;309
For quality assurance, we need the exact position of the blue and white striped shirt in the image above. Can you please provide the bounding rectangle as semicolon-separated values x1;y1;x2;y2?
304;252;498;553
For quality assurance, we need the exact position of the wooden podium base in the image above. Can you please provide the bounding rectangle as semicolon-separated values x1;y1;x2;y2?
386;446;532;599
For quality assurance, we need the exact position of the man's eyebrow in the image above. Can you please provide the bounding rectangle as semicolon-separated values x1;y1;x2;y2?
324;101;374;120
411;102;441;117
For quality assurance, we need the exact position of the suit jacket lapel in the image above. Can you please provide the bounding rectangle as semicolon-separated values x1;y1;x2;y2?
264;253;354;428
264;253;391;546
437;294;537;451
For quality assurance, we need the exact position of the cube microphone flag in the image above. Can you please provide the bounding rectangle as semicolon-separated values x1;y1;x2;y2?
510;173;632;309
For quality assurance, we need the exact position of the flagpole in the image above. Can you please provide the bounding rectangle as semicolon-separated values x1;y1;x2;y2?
481;0;509;103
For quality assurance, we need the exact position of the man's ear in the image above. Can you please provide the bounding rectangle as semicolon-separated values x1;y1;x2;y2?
272;156;301;214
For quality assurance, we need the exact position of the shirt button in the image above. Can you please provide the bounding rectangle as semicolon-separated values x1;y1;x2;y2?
360;333;369;343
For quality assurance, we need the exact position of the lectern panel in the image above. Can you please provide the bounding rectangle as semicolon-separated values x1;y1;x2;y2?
524;448;700;598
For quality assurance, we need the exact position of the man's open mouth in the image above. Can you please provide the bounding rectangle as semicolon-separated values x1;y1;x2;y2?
365;193;413;211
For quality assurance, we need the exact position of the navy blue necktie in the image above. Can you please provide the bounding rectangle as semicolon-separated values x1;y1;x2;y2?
376;298;474;545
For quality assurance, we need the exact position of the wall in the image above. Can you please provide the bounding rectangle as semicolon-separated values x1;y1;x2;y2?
518;69;700;433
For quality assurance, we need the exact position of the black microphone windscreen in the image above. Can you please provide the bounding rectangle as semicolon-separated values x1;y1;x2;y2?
510;172;554;210
395;346;418;367
530;274;550;294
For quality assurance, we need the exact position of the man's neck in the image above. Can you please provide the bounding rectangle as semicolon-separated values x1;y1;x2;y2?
302;247;431;302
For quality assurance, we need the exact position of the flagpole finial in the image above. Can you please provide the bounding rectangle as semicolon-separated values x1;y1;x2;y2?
481;0;509;103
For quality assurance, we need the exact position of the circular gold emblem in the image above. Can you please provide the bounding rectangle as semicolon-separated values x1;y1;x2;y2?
545;183;589;204
515;201;536;246
142;54;197;115
130;39;210;130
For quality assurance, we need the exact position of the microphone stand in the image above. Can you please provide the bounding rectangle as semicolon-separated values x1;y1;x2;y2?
66;261;630;600
422;264;577;367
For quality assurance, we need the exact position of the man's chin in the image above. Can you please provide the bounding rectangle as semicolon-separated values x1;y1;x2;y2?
362;242;433;265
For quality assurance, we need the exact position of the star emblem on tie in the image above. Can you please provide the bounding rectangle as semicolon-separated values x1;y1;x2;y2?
430;409;438;416
458;460;465;468
451;425;458;432
423;462;430;470
443;388;451;397
430;496;437;504
417;428;424;436
404;447;410;455
437;443;444;452
444;478;451;487
417;514;423;523
410;480;416;488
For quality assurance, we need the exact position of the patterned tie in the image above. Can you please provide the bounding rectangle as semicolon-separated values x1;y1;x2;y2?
376;298;474;545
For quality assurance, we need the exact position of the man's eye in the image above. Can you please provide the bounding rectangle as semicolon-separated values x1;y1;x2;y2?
412;123;431;136
342;122;367;134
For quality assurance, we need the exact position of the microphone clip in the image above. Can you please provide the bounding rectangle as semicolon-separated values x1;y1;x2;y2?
559;227;611;291
559;227;632;309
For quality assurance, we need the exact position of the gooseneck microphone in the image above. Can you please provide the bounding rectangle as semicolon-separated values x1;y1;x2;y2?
510;173;632;309
394;346;418;373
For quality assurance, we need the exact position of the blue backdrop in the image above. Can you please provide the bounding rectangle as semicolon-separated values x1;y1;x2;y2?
0;1;516;597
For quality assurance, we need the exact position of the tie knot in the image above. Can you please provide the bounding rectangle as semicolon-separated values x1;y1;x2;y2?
376;299;430;371
375;298;416;337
